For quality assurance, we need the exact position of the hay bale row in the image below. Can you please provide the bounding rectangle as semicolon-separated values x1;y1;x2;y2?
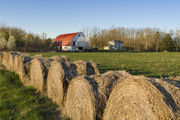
2;51;179;120
1;52;100;93
63;71;131;119
46;59;100;107
63;71;180;120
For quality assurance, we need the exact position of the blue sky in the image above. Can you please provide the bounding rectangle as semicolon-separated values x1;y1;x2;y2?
0;0;180;38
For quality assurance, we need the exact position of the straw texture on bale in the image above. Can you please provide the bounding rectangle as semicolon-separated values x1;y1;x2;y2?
73;60;100;76
13;54;20;73
139;76;180;118
2;51;9;67
30;57;52;93
158;79;180;118
14;54;32;85
86;71;131;98
63;76;106;120
8;52;19;71
103;77;175;120
47;60;77;106
64;71;132;119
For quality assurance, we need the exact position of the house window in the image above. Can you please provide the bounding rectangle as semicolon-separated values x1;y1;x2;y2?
73;42;75;46
64;47;67;49
79;34;81;36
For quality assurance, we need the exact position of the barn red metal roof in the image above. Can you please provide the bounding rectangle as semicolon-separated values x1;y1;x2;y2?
54;32;80;46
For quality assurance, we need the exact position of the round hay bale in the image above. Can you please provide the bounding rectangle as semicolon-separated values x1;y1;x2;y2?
2;51;9;67
47;60;77;106
30;57;52;93
0;52;3;62
8;52;19;71
73;60;87;75
73;60;100;76
3;52;15;70
13;53;31;73
63;76;106;120
15;54;32;85
103;77;175;120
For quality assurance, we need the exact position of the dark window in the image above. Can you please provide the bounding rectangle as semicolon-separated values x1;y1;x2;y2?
73;42;75;46
79;34;81;36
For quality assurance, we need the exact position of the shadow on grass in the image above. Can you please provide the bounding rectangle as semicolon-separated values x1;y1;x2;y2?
99;66;168;78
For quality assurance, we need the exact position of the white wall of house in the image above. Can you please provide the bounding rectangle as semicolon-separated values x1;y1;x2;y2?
105;40;123;50
62;46;72;51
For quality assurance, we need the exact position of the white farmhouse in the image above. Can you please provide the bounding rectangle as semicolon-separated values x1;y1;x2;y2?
104;40;124;50
54;32;90;51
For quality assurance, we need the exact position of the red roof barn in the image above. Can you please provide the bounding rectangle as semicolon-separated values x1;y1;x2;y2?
54;32;90;51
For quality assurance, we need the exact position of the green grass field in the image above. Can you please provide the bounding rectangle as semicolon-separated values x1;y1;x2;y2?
29;52;180;78
0;52;179;119
0;70;60;120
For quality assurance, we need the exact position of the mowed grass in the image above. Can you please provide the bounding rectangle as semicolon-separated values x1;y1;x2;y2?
0;70;60;120
29;52;180;78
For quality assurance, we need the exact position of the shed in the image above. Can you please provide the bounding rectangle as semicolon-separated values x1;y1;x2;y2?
104;40;124;50
54;32;90;51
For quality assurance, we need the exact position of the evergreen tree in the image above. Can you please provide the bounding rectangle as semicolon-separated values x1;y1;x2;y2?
161;34;177;52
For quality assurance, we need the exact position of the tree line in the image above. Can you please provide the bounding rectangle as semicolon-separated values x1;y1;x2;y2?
0;25;179;52
82;27;180;52
0;25;53;52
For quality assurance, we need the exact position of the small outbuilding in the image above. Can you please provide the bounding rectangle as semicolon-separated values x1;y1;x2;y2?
54;32;90;51
104;40;124;50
